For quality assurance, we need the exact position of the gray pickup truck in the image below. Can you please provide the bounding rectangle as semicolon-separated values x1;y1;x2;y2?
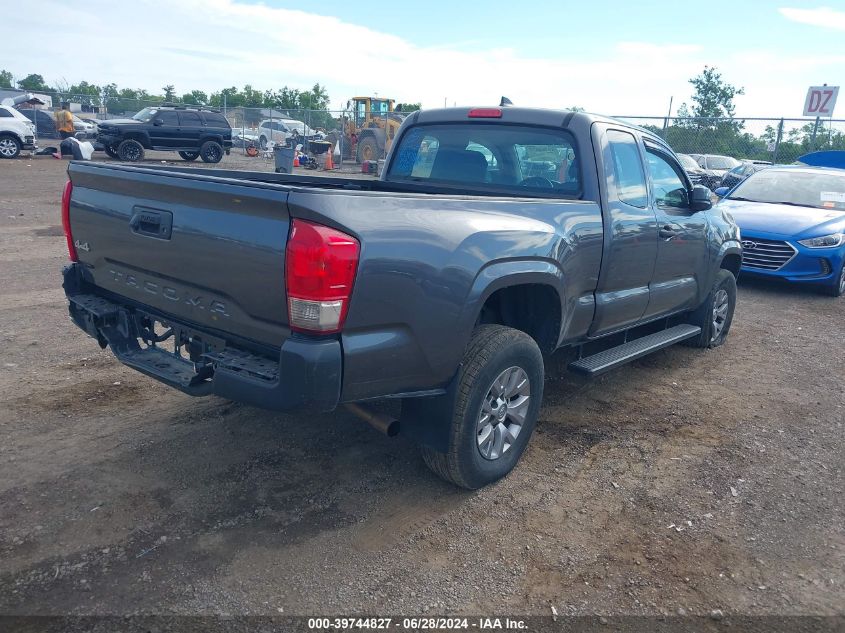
61;106;741;488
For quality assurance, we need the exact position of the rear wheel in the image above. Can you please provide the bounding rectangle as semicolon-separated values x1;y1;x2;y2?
0;134;21;159
178;150;199;161
259;135;268;150
682;269;737;348
199;141;223;163
117;139;144;162
823;262;845;297
420;325;544;489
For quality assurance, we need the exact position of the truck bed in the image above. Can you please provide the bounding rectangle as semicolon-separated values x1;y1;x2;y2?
64;160;604;408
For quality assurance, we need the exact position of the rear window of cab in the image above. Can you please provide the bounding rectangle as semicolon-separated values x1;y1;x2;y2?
387;123;581;197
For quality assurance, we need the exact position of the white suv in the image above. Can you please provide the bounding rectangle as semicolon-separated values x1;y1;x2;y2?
257;118;320;149
0;105;36;159
257;119;293;149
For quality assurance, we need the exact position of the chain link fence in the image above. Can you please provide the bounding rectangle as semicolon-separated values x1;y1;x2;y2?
614;116;845;165
9;89;845;171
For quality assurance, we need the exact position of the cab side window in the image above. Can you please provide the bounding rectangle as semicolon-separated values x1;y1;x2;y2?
606;130;648;208
179;112;203;127
646;149;689;208
156;111;179;125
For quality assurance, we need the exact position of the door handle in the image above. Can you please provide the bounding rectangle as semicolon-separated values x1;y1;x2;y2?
130;208;173;240
659;225;677;240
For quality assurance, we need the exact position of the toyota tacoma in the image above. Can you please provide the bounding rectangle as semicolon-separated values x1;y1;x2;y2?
61;106;742;488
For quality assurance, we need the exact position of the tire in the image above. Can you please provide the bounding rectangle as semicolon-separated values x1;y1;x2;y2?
117;139;144;162
356;135;381;163
178;151;199;161
420;325;544;489
0;134;22;159
259;136;268;150
104;145;119;159
199;140;223;164
822;262;845;297
682;269;737;348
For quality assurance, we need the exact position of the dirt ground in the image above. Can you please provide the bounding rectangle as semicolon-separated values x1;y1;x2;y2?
0;153;843;623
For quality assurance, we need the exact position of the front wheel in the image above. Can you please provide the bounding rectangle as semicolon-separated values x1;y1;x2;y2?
682;269;737;348
0;134;22;159
356;135;381;163
104;144;119;159
199;140;223;163
178;150;199;161
822;262;845;297
420;325;544;489
117;139;144;162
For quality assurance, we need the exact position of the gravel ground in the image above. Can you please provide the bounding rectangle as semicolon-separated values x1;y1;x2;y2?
0;153;843;623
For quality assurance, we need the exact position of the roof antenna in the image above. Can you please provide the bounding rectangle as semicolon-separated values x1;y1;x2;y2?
500;96;513;107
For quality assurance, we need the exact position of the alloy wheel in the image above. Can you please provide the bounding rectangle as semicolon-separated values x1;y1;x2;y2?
711;288;730;341
0;138;18;157
476;366;531;461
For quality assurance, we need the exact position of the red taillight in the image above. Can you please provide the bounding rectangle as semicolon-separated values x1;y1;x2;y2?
61;180;77;262
285;219;360;333
468;108;502;118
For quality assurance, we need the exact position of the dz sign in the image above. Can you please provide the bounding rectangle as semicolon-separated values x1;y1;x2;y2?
803;86;839;117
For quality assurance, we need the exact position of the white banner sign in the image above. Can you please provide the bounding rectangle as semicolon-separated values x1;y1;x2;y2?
803;86;839;117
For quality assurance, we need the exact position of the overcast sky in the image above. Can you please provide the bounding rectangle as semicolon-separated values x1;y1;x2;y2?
5;1;845;117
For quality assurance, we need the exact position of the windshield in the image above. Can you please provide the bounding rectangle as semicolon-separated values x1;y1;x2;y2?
678;155;699;171
727;169;845;210
706;156;739;170
132;107;158;122
387;123;581;196
284;120;310;135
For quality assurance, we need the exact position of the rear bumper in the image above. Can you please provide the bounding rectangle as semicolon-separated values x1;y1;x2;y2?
63;264;341;412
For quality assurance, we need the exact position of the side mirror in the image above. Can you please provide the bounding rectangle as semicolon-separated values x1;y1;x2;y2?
690;184;713;211
714;186;729;198
153;119;163;126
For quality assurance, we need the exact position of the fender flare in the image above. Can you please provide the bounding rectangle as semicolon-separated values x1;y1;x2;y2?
199;134;224;145
716;240;743;275
120;132;151;148
401;259;566;453
460;259;567;339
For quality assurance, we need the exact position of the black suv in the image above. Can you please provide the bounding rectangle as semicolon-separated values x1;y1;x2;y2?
97;104;232;163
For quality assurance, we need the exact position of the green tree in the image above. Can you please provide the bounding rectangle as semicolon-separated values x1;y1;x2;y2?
181;90;208;105
66;81;102;108
0;69;13;89
17;73;50;92
395;102;422;112
275;86;301;110
162;85;176;101
678;66;744;124
241;84;264;108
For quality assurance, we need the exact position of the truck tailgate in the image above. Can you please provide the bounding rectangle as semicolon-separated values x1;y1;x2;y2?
67;163;291;348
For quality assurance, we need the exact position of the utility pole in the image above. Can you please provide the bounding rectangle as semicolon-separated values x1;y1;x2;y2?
810;82;827;151
663;96;673;132
773;118;784;164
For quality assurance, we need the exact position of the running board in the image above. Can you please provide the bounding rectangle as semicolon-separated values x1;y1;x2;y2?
568;324;701;377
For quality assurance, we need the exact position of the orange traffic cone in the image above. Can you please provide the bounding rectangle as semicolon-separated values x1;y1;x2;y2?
293;154;300;167
324;146;334;170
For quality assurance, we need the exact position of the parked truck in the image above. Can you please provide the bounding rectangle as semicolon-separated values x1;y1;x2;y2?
61;106;742;488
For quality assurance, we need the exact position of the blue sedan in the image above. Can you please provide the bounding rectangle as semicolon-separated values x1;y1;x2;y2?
715;166;845;296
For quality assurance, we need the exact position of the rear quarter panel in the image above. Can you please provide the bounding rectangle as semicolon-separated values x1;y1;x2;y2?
287;189;603;401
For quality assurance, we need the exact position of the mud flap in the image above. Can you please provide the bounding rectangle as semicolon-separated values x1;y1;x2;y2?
399;369;461;453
